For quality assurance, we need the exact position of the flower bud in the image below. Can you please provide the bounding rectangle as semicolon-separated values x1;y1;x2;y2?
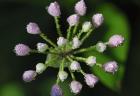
51;84;63;96
70;80;82;94
103;61;118;73
36;63;46;74
22;70;37;82
82;21;92;32
92;13;104;28
26;22;41;34
108;35;124;47
96;42;106;52
84;74;98;88
37;43;48;52
86;56;96;67
58;71;68;82
72;37;81;49
47;1;61;17
67;14;79;26
57;37;67;46
14;44;30;56
75;0;87;16
70;61;81;71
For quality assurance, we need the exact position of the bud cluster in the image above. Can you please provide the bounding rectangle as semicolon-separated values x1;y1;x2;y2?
14;0;125;95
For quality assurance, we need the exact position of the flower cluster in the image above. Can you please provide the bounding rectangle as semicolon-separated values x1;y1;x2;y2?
14;0;124;95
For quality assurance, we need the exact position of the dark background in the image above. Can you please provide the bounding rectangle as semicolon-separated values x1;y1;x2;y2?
0;0;140;96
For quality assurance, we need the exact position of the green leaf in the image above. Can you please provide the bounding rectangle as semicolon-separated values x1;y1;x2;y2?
83;3;130;92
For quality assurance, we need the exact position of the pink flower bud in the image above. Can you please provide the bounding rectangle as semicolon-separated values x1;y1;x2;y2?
67;14;79;26
47;1;61;17
103;61;118;73
26;22;41;34
70;81;82;94
75;0;87;16
22;70;37;82
51;84;63;96
84;74;98;88
108;35;124;47
92;13;104;28
14;44;30;56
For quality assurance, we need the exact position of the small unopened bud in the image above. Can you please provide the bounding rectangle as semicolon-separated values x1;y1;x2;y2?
47;1;61;17
14;44;30;56
70;80;82;94
86;56;96;67
51;84;63;96
92;13;104;28
96;42;107;52
75;0;87;16
36;63;46;74
72;37;81;49
67;14;79;26
108;35;124;47
26;22;41;34
70;61;81;71
22;70;37;82
57;37;67;46
58;71;68;82
84;74;98;88
82;21;92;32
37;43;48;52
103;61;118;73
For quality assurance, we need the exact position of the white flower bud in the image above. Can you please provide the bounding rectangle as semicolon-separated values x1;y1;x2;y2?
70;80;82;94
82;21;92;32
84;74;98;88
86;56;96;67
36;63;46;74
70;61;81;71
96;42;107;52
92;13;104;28
58;71;68;82
37;43;48;52
103;61;118;73
72;37;81;49
57;37;67;46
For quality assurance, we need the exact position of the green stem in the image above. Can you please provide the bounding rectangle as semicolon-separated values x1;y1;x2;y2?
73;45;96;54
40;33;57;48
80;69;85;75
96;63;103;67
67;26;72;40
70;55;86;62
77;30;84;39
81;29;93;44
73;23;79;36
54;16;62;36
30;49;46;55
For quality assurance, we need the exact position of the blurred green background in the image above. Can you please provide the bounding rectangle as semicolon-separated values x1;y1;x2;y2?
0;0;140;96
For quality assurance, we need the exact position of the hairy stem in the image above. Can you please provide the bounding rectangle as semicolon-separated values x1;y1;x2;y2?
54;16;62;37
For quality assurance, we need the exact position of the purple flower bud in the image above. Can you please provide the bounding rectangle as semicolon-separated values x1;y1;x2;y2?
108;35;124;47
51;84;63;96
47;1;61;17
70;81;82;94
67;14;79;26
103;61;118;73
75;0;87;16
22;70;37;82
26;22;41;34
84;74;98;88
92;13;104;28
14;44;30;56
